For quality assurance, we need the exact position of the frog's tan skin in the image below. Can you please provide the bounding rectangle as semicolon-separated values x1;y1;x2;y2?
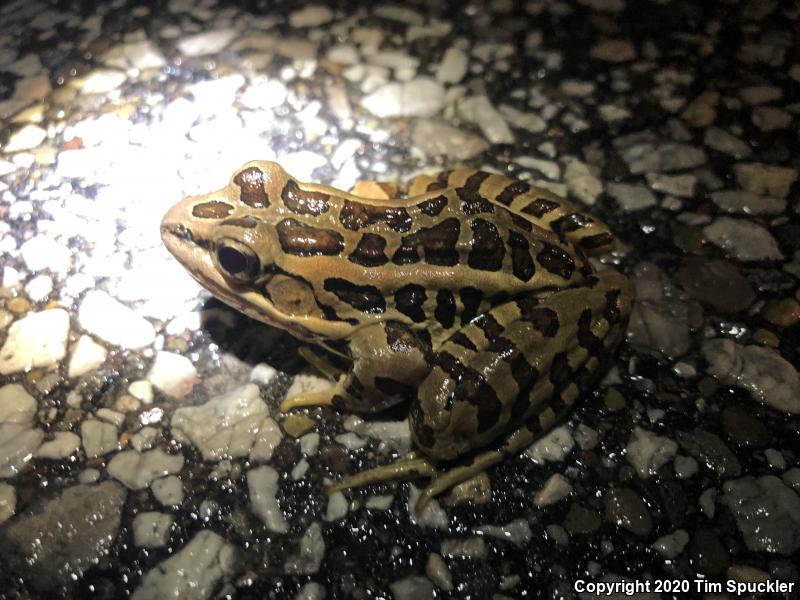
161;161;635;511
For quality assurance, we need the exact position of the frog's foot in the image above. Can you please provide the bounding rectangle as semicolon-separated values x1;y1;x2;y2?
279;375;344;412
413;421;544;511
414;451;503;512
325;452;496;513
324;449;502;513
326;419;546;512
325;452;438;496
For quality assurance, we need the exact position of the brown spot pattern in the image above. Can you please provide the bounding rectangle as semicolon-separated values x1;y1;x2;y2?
457;172;494;215
375;377;416;399
434;351;502;434
551;212;594;236
435;289;456;329
425;181;448;192
576;308;602;353
459;287;482;325
549;351;572;388
518;305;559;337
340;200;412;232
392;218;460;266
233;167;269;208
192;200;234;219
473;313;504;343
348;233;388;267
385;321;426;353
509;214;533;232
508;230;535;281
394;284;427;323
442;366;501;434
276;218;344;256
323;278;385;314
410;404;436;449
468;219;505;271
578;232;614;252
281;179;330;215
416;194;448;216
509;351;538;419
522;198;560;217
448;331;477;351
473;383;503;433
496;180;531;206
537;243;576;279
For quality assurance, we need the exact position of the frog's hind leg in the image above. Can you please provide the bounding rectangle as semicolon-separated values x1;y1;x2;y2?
348;180;401;200
406;170;454;196
407;269;635;508
465;170;617;256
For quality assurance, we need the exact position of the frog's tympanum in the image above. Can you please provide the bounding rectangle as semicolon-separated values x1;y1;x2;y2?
162;161;635;510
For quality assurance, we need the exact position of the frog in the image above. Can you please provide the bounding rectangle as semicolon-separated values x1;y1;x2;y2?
161;161;635;511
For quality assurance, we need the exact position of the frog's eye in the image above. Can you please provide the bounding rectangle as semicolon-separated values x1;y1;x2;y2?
215;239;260;281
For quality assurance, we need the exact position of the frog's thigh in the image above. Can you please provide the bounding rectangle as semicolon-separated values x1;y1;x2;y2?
411;269;634;461
284;321;432;413
348;180;401;200
406;172;450;196
487;180;616;256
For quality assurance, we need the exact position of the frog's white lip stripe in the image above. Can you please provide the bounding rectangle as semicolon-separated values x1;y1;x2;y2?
161;220;352;341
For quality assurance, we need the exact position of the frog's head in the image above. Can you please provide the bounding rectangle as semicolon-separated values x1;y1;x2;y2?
161;160;351;341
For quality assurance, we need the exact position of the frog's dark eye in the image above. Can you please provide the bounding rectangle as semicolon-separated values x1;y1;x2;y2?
216;240;260;281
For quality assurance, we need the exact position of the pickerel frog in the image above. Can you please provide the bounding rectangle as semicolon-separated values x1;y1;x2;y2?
162;161;634;510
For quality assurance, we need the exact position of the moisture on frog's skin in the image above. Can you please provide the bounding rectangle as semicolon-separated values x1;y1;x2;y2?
161;160;635;503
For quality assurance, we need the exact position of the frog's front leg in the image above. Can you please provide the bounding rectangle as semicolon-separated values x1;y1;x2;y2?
280;321;432;413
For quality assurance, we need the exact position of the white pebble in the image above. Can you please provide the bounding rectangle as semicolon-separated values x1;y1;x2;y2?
23;274;53;302
533;473;573;507
36;432;81;459
0;309;70;375
133;512;174;548
78;291;155;350
248;465;289;533
129;380;153;404
81;419;119;457
68;335;107;378
325;490;349;521
4;124;47;152
652;529;689;559
152;475;184;506
108;449;184;490
147;351;198;398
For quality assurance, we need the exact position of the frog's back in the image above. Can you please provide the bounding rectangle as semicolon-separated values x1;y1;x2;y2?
195;161;616;345
406;169;616;256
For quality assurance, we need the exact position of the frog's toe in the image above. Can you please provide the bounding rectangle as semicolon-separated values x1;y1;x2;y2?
414;459;495;513
325;453;437;495
280;387;337;412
